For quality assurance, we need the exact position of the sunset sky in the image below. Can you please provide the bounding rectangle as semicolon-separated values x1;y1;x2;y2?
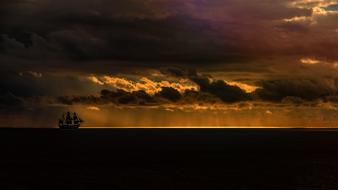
1;0;338;127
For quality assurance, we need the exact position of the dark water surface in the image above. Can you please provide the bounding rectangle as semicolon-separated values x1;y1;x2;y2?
1;128;338;189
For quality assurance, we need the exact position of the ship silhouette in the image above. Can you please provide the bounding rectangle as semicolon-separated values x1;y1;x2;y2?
58;112;83;129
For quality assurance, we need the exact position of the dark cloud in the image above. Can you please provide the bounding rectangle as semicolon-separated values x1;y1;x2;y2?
0;91;24;110
55;69;252;106
1;0;226;63
102;89;156;105
163;68;338;104
155;87;181;102
182;89;220;104
326;95;338;103
6;32;33;48
58;87;186;106
190;75;250;103
255;78;338;101
161;68;187;78
58;89;157;106
0;70;100;98
2;0;336;70
2;64;338;112
164;68;251;102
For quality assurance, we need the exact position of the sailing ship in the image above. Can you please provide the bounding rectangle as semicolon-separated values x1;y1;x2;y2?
58;112;83;129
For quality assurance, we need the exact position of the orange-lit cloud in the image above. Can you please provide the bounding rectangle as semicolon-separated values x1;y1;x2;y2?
86;106;101;111
283;16;309;23
225;81;260;93
88;76;104;85
300;58;321;65
88;75;199;95
285;1;338;24
300;57;338;68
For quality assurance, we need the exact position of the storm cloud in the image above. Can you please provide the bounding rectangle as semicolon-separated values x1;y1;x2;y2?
1;0;337;66
256;78;338;101
1;0;338;127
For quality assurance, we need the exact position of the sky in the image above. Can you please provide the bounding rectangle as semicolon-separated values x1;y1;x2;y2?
0;0;338;127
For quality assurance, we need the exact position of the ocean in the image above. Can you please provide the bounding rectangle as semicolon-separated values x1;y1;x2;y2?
1;128;338;189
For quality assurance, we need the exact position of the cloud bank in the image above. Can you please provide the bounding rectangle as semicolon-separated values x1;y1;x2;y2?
1;0;337;127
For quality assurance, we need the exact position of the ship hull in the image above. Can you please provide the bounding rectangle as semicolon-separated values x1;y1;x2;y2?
59;124;80;129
